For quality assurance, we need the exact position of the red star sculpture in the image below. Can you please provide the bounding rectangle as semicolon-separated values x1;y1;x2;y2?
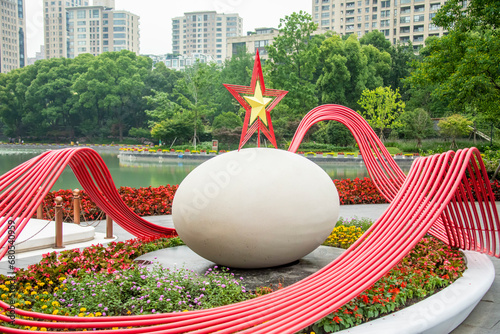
223;50;288;150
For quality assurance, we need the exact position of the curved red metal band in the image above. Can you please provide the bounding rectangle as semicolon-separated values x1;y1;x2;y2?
0;104;499;333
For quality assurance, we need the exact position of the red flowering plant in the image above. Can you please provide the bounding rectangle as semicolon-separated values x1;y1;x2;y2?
334;178;388;205
301;237;466;333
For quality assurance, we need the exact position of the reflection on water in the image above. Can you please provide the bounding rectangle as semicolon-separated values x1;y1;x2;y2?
0;148;410;190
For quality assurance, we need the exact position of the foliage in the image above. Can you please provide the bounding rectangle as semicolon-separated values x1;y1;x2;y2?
438;114;473;148
34;185;177;222
55;265;251;316
334;178;388;205
316;34;391;110
3;236;184;292
128;127;151;139
212;112;243;130
408;0;500;121
398;108;435;147
266;11;320;116
304;237;466;333
357;87;405;140
312;121;356;147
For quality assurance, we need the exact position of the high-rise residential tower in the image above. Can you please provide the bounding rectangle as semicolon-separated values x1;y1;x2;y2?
172;11;243;63
312;0;448;51
0;0;27;73
44;0;139;59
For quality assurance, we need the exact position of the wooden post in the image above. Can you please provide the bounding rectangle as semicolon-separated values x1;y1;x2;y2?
36;203;43;219
73;188;81;225
54;196;64;249
105;215;113;239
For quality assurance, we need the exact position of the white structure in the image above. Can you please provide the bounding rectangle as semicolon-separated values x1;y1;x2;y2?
172;11;243;63
173;148;340;268
226;28;279;60
44;0;139;59
312;0;448;51
0;0;27;73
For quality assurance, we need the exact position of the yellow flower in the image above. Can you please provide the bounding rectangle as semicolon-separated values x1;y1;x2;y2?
40;328;47;332
31;291;37;295
41;305;47;309
1;294;6;299
5;281;10;285
95;312;102;317
80;307;86;312
25;301;32;305
78;313;85;317
51;301;60;307
58;276;66;281
52;310;59;315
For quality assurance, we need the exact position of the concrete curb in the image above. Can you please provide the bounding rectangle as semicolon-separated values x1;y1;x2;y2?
338;251;495;334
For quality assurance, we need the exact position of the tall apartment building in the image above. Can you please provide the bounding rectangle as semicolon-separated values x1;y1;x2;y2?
226;28;279;60
172;11;243;63
44;0;139;59
0;0;27;73
312;0;447;50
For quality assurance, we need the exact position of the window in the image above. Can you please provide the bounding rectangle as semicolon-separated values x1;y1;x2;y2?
429;13;436;20
77;47;86;52
380;19;390;27
77;41;85;45
321;19;329;25
92;9;99;18
67;11;74;19
113;13;126;18
372;21;377;27
400;26;410;33
381;0;390;7
77;21;85;25
381;10;390;17
321;12;330;17
77;34;85;38
372;14;377;19
413;35;424;42
414;24;424;32
430;3;441;11
400;16;410;23
114;40;126;45
401;6;410;14
113;26;125;31
114;20;126;25
414;14;424;22
429;23;439;30
400;36;410;42
77;10;85;19
322;5;330;10
414;5;425;12
77;27;86;32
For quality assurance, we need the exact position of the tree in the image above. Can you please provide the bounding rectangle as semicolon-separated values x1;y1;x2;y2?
312;121;355;147
212;112;242;130
398;108;435;147
408;0;500;121
438;114;472;149
266;11;320;116
357;86;405;140
316;34;391;109
360;30;392;53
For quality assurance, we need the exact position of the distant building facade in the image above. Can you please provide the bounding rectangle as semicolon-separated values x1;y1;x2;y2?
172;11;243;63
226;28;279;60
312;0;448;51
44;0;139;59
146;53;215;71
27;45;45;65
0;0;27;73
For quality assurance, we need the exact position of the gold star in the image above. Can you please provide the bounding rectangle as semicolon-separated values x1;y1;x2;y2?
243;81;273;126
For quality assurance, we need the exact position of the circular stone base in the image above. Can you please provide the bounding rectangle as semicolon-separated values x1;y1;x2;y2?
134;245;344;290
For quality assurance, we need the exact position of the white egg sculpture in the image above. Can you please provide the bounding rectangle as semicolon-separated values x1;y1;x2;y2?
172;148;340;268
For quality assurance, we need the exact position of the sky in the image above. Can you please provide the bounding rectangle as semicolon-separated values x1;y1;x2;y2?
24;0;311;58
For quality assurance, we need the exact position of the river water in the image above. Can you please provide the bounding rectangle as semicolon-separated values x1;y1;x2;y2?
0;148;405;190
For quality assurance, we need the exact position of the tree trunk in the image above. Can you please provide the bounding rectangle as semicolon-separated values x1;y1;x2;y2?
491;162;500;182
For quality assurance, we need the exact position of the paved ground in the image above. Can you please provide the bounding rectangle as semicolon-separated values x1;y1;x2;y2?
1;203;498;333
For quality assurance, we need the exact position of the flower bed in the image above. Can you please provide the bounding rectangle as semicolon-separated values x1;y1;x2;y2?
29;179;500;222
0;219;467;332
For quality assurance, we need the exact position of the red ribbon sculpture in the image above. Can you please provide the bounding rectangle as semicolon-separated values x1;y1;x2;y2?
0;105;498;333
